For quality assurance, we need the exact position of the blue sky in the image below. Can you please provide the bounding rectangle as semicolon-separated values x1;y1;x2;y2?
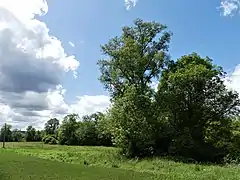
0;0;240;129
41;0;240;101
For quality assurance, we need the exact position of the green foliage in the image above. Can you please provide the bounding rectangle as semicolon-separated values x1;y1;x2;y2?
58;114;79;145
96;19;240;162
0;124;13;142
96;113;113;146
0;125;41;143
77;113;103;146
58;112;112;147
76;118;99;146
25;126;37;142
11;129;24;142
34;130;43;142
109;86;155;157
44;118;60;135
156;53;240;162
42;135;58;145
98;18;171;98
224;118;240;164
97;18;172;158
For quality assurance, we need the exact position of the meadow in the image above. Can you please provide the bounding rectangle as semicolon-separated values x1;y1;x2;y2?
0;142;239;180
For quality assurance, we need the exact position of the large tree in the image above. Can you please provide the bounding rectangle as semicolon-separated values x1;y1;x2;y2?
58;114;79;145
44;118;60;135
0;124;12;142
76;113;100;146
12;129;23;142
25;126;36;142
98;18;172;157
98;18;172;99
156;53;240;162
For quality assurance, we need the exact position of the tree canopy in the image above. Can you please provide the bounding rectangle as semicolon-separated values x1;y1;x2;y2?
98;18;172;99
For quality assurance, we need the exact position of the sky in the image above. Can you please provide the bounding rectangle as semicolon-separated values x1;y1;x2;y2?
0;0;240;129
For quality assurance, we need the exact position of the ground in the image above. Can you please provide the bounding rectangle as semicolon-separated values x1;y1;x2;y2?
0;142;239;180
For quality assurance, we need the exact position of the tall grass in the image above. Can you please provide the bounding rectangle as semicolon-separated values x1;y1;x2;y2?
1;142;240;180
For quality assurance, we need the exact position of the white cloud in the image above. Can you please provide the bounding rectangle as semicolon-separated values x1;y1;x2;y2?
224;65;240;94
68;41;75;47
218;0;240;16
0;0;109;130
69;95;111;117
0;0;48;23
124;0;138;10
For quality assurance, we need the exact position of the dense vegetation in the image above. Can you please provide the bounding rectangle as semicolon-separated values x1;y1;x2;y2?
1;142;240;180
0;144;152;180
1;19;240;164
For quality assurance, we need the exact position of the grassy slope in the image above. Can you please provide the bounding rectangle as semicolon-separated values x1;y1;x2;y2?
1;142;240;180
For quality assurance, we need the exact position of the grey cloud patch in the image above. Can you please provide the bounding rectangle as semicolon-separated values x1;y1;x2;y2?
0;1;110;130
18;110;40;117
53;108;68;115
0;0;80;129
0;23;61;93
0;91;48;111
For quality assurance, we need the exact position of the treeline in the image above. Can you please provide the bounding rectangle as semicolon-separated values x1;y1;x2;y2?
1;19;240;164
0;112;112;147
44;113;112;146
0;125;42;142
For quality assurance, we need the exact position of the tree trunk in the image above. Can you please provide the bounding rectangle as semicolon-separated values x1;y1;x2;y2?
2;123;6;148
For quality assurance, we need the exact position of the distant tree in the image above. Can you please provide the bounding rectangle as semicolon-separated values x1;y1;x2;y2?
75;112;112;146
25;126;36;142
76;119;98;146
12;129;23;142
95;112;113;146
58;114;79;145
44;118;59;135
0;124;12;142
34;130;42;141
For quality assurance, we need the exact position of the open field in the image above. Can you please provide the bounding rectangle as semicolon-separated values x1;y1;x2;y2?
0;142;239;180
0;151;152;180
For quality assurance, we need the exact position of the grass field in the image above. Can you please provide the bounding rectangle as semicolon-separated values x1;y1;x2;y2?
0;142;239;179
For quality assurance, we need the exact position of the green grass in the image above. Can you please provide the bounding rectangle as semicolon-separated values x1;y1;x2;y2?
0;151;152;180
0;142;240;180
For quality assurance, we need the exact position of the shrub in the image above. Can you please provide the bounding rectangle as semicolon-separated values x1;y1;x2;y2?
42;135;58;145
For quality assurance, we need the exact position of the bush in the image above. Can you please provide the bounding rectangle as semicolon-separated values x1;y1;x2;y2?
224;133;240;164
42;135;58;145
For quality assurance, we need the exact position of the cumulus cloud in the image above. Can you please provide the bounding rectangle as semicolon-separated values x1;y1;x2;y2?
217;1;240;94
224;65;240;94
124;0;138;10
218;0;240;16
0;0;110;130
69;95;111;117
